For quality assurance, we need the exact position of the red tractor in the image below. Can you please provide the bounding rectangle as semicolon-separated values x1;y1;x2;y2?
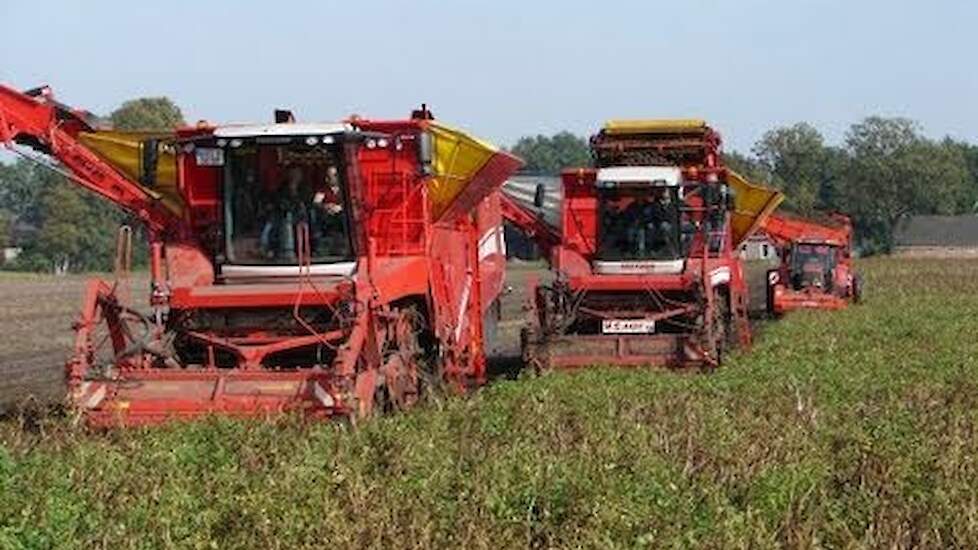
503;120;782;369
762;211;861;315
0;84;520;426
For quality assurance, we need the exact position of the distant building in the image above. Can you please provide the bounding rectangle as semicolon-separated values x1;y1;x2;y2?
739;233;778;261
893;215;978;257
1;246;21;263
1;219;37;266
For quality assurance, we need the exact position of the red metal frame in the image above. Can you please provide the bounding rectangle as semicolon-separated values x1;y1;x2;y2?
507;122;754;370
1;84;520;426
762;212;859;315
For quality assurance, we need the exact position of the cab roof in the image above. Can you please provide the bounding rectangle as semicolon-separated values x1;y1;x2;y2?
213;122;351;138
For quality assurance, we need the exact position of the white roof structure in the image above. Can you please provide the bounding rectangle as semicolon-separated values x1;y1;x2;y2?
596;166;682;186
213;122;350;138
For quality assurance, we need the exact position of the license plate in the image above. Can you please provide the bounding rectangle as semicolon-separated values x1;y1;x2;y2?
601;319;656;334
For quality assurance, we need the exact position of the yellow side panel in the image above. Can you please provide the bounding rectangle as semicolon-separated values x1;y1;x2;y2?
727;169;784;248
602;119;707;135
77;131;184;215
427;122;498;219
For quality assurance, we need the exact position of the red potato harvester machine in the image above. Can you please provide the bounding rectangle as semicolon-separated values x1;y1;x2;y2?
762;211;861;315
0;84;521;426
502;119;783;370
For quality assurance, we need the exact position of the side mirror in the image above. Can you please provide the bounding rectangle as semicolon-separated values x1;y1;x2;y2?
533;183;546;208
418;131;434;176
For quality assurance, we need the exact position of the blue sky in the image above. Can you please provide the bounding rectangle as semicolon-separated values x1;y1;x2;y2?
1;1;975;152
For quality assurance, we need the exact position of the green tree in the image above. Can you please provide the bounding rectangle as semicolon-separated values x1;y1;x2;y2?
0;210;10;248
941;138;978;213
510;132;589;175
723;150;770;185
815;145;851;213
840;117;970;253
0;160;60;225
17;184;120;273
752;122;828;214
110;97;185;130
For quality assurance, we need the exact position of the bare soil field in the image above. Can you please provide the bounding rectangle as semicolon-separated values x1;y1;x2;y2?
0;273;147;411
0;273;88;409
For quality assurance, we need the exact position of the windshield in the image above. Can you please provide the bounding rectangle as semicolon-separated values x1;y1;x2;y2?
223;141;352;265
596;185;683;261
789;243;836;289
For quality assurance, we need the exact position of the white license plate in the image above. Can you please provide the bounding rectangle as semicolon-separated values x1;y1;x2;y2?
601;319;656;334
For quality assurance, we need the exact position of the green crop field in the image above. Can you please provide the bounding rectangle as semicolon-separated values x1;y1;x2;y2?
2;257;977;548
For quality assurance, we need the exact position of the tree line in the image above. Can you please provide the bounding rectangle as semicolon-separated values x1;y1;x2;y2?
511;122;978;254
2;102;976;272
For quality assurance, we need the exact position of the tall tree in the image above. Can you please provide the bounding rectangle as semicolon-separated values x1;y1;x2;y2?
510;132;589;175
941;138;978;213
752;122;828;215
110;97;185;130
839;117;970;252
723;150;770;185
0;160;60;226
14;184;118;273
0;210;10;248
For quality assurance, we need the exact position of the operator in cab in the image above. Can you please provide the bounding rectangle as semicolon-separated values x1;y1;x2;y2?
309;166;346;258
260;165;311;261
623;188;678;259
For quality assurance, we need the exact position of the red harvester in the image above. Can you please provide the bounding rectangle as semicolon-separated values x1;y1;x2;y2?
503;119;782;369
762;211;861;315
0;84;520;426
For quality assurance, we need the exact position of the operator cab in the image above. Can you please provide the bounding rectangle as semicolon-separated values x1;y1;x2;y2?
592;166;734;275
787;241;837;290
200;123;357;279
592;166;686;275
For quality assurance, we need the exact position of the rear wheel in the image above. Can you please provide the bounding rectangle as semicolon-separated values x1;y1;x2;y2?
852;274;863;304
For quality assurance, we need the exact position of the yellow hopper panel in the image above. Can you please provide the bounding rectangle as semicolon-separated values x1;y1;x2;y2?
727;169;784;247
602;119;707;135
77;131;184;215
427;122;522;222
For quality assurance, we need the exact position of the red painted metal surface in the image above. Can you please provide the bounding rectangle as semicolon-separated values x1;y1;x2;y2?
762;212;860;315
1;84;520;426
507;121;759;370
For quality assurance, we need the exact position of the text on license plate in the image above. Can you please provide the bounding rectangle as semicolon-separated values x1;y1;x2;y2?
601;319;656;334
